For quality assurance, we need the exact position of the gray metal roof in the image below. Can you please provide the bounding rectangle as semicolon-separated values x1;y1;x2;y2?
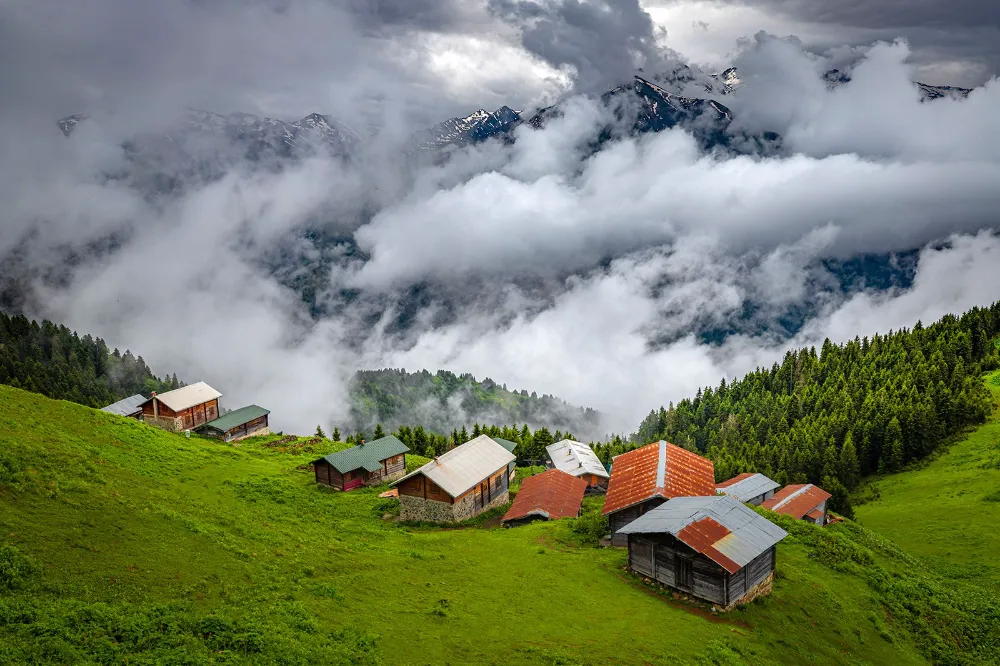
616;495;787;570
101;394;146;416
314;435;409;474
716;473;779;503
546;440;610;479
392;435;515;498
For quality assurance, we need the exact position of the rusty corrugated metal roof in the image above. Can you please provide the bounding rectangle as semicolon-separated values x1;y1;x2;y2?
805;508;824;521
602;441;716;516
617;495;787;574
502;469;587;523
716;472;755;489
761;484;832;519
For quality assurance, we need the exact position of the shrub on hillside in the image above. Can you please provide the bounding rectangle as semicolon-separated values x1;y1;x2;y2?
0;545;37;591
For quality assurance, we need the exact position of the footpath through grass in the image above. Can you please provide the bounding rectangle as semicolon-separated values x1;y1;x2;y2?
0;385;997;664
854;369;1000;590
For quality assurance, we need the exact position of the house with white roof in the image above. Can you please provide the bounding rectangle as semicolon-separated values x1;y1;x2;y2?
715;472;780;506
391;435;515;522
139;382;222;432
545;439;610;490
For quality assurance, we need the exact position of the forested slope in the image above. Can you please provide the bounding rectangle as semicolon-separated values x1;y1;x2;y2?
603;303;1000;514
0;313;177;408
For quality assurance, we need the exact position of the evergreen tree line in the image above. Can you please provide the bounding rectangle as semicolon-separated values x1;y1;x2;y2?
594;303;1000;516
321;419;576;462
0;313;178;408
347;368;601;439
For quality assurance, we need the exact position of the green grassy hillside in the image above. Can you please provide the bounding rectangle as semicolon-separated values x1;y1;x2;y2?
854;369;1000;590
1;385;997;665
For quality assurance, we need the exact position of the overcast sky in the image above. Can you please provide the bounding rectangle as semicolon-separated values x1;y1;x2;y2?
2;0;999;436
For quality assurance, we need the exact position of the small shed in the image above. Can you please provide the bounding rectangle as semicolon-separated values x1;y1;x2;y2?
618;495;788;609
313;435;410;491
195;405;270;442
392;435;515;522
716;473;779;506
502;469;587;527
762;484;832;525
140;382;221;432
100;394;146;419
602;440;716;546
546;439;610;491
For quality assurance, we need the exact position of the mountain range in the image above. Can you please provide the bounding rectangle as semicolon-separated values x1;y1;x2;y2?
57;66;973;164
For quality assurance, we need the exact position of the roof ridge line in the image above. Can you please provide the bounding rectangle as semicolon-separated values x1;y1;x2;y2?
655;440;667;490
772;484;813;510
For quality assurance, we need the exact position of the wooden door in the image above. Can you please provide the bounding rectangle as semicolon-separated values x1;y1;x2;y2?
474;483;484;510
675;556;693;592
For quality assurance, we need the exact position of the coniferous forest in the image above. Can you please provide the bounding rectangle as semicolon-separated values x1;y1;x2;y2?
0;313;178;408
594;302;1000;516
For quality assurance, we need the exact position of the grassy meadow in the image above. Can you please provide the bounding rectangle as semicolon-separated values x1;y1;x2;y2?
853;369;1000;590
1;384;998;664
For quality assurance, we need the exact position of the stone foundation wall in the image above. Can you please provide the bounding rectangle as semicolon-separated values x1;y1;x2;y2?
399;488;510;523
230;427;270;442
144;415;183;432
384;468;406;484
724;572;773;610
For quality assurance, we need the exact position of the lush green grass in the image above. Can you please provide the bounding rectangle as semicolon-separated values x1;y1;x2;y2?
854;370;1000;590
1;386;996;664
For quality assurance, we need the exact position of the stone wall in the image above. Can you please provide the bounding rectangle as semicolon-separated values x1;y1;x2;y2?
399;488;510;523
723;572;773;611
384;468;406;484
231;427;270;442
144;415;183;432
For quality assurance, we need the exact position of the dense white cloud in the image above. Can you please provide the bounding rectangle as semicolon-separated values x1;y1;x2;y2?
2;1;999;436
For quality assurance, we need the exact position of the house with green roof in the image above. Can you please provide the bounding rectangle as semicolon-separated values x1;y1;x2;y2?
195;405;270;442
313;435;410;491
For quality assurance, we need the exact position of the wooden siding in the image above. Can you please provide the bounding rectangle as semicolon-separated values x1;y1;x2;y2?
627;534;777;607
141;398;219;429
398;464;508;514
609;497;666;546
314;461;345;490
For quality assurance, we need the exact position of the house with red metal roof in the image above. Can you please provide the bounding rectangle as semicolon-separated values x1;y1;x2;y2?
501;469;588;527
761;484;832;525
617;495;788;609
602;440;716;546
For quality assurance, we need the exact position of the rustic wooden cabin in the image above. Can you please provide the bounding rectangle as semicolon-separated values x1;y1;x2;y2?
100;394;146;419
313;435;409;491
545;439;610;491
493;437;519;483
762;484;832;525
195;405;270;442
391;435;515;522
603;440;716;546
502;469;588;527
618;495;788;610
715;473;779;506
140;382;221;432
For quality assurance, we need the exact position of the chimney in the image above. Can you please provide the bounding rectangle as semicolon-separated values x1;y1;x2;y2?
151;391;158;418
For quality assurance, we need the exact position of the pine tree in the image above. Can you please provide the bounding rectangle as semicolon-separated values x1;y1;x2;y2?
332;427;341;442
839;432;860;488
315;425;326;439
373;423;385;439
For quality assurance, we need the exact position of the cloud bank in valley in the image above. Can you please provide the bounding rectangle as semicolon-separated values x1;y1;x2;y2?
1;0;999;437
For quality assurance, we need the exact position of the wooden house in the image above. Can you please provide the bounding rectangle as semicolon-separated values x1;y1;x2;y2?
100;394;146;419
603;440;716;546
313;435;409;491
502;469;587;527
195;405;270;442
762;484;832;525
545;439;610;491
493;437;519;483
618;495;787;610
140;382;221;432
391;435;515;523
715;473;779;506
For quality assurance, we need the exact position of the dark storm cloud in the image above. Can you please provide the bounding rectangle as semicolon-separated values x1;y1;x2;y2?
487;0;681;93
738;0;999;29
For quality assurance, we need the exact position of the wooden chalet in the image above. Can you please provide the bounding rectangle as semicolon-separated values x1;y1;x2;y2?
502;469;587;527
140;382;221;432
545;439;610;491
493;437;519;483
391;435;515;523
195;405;270;442
762;484;832;525
100;394;146;419
313;435;409;491
715;473;779;506
602;440;716;546
618;495;787;610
